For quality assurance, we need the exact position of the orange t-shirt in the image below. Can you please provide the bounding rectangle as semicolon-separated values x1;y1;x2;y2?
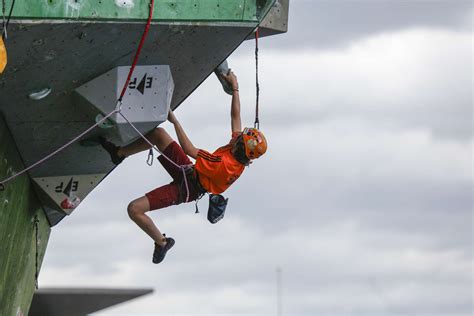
195;132;245;194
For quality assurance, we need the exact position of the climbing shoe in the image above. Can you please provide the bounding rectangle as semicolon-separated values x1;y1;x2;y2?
152;236;175;264
99;137;125;165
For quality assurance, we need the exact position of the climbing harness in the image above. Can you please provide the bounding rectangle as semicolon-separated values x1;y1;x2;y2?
178;166;205;211
0;0;192;203
254;28;260;129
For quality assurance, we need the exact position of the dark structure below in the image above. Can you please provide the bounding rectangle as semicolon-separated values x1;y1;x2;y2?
29;287;153;316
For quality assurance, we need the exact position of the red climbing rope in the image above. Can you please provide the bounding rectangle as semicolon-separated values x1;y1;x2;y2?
119;0;154;102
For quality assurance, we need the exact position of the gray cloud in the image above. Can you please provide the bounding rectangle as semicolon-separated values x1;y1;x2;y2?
241;28;473;140
268;0;472;51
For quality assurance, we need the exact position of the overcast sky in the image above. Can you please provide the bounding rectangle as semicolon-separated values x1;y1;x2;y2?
40;1;473;315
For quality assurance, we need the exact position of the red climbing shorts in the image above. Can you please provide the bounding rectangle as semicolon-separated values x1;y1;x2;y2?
145;141;200;210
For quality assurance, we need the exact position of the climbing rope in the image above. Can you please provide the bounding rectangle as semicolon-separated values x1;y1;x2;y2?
254;28;260;129
0;109;120;189
34;215;39;289
118;111;191;201
118;0;153;102
1;0;14;40
5;0;16;35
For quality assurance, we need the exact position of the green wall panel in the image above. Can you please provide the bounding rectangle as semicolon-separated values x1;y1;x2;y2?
0;117;50;316
3;0;273;22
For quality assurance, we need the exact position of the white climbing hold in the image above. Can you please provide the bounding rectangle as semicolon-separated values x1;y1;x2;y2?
115;0;135;9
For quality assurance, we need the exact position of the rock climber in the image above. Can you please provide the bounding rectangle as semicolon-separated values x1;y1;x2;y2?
100;71;267;264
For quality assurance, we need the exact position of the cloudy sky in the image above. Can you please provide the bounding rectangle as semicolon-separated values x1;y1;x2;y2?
40;1;473;315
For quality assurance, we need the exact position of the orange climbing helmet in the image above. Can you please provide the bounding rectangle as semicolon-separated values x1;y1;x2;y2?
242;127;267;159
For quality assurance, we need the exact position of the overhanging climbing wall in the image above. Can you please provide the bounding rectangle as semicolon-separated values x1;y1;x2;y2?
0;0;286;225
0;115;50;316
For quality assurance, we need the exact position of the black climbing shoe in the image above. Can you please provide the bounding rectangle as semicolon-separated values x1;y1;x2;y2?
99;137;125;165
152;236;175;264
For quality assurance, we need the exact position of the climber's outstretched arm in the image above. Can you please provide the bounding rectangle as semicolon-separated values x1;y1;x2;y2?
168;110;198;159
222;71;242;133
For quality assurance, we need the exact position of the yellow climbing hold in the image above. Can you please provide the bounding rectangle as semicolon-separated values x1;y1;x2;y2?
0;37;7;74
